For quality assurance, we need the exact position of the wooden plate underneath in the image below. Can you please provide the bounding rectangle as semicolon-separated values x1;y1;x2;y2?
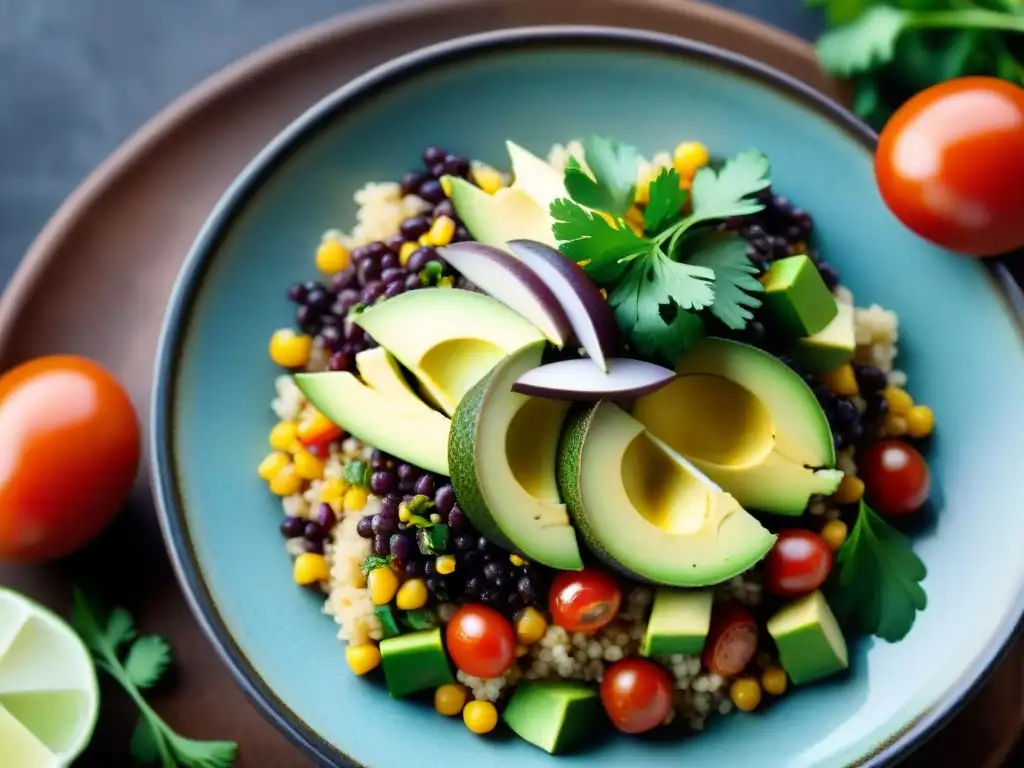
0;0;1018;765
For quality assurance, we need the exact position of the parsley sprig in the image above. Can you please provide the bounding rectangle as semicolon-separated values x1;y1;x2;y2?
549;136;769;362
826;502;928;643
71;589;238;767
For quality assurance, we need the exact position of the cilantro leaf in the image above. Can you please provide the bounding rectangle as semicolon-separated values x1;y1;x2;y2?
643;167;689;233
167;733;239;768
685;233;764;330
634;302;707;362
362;554;394;574
124;635;172;690
129;718;164;764
104;608;138;652
343;460;370;487
646;248;716;311
550;198;649;283
816;6;908;76
687;149;771;227
561;135;642;215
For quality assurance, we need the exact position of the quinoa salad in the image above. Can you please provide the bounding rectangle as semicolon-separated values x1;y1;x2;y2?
256;137;934;753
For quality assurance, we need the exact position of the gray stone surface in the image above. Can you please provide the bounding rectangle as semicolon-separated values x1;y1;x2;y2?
0;0;821;284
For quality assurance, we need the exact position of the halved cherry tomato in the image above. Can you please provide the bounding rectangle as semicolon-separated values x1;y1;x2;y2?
600;658;673;734
876;77;1024;257
445;604;516;679
764;530;834;597
0;355;140;563
859;440;931;517
548;568;622;634
702;604;758;677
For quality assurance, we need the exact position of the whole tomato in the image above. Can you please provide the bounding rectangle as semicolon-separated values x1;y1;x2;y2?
445;604;516;679
764;530;834;597
875;77;1024;257
548;568;622;634
0;356;140;563
600;658;673;734
859;440;931;517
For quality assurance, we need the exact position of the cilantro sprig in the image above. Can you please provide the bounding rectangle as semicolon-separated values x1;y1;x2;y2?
71;589;238;767
826;502;928;643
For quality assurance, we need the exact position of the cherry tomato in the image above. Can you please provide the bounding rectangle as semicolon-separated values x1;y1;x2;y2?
702;603;758;677
0;355;140;563
600;658;673;734
548;568;622;634
859;440;931;516
876;77;1024;257
764;530;834;597
445;604;516;679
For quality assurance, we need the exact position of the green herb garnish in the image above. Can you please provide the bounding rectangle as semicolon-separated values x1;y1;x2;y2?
362;554;394;574
375;605;402;638
343;460;371;487
826;501;928;643
71;590;238;767
563;136;642;216
416;525;450;556
402;608;439;631
420;260;445;285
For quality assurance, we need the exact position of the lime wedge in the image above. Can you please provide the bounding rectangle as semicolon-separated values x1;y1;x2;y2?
0;589;99;768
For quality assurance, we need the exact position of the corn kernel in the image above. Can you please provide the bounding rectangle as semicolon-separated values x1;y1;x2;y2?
297;410;332;442
884;412;908;437
515;643;529;658
419;233;432;247
635;164;656;205
434;684;468;716
906;405;934;438
730;677;762;712
437;276;455;289
626;219;644;237
509;554;526;567
396;578;429;611
820;364;859;397
343;486;369;512
293;553;330;585
269;466;302;496
368;567;400;605
463;701;498;735
316;240;351;275
398;504;411;523
293;448;326;481
832;475;864;505
436;555;457;575
399;241;419;266
626;206;646;228
269;421;300;452
884;387;914;416
673;141;710;180
346;644;382;676
515;606;548;646
258;451;290;481
269;329;313;369
440;176;453;197
320;477;348;510
427;215;456;247
820;520;849;552
471;163;504;195
761;667;788;696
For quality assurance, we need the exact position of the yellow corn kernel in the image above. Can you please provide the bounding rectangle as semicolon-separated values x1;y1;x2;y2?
269;466;302;496
906;405;934;438
396;578;429;611
320;477;348;510
418;233;432;247
316;240;351;275
820;519;849;552
436;555;456;575
269;329;313;369
884;412;908;437
297;410;332;442
346;644;382;676
434;684;468;716
515;606;548;646
463;700;499;735
368;567;400;606
820;364;859;397
761;667;788;696
634;164;656;205
399;241;419;267
427;215;456;247
509;554;526;567
398;504;412;523
440;176;453;197
626;206;646;228
258;451;291;481
832;475;864;505
673;141;710;180
516;643;530;658
293;553;330;585
269;421;300;452
471;163;504;195
343;486;369;512
730;677;762;712
626;219;644;237
884;387;914;416
293;448;326;481
438;276;455;289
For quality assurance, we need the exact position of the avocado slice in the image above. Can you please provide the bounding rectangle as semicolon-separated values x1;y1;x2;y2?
789;302;856;373
379;628;454;698
557;401;775;586
633;338;843;516
449;342;583;570
502;682;602;755
761;255;839;338
767;591;849;685
354;289;546;416
642;588;714;656
355;347;428;411
294;371;450;475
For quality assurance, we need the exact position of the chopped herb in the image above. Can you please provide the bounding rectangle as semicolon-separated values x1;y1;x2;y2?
420;260;445;285
71;590;238;767
684;149;771;229
347;302;367;317
375;605;402;638
416;525;450;556
343;460;371;487
550;198;648;283
406;514;435;528
643;167;689;233
361;554;394;574
684;232;764;330
562;136;642;216
402;609;439;631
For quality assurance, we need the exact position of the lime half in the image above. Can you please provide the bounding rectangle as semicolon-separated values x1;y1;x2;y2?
0;588;99;768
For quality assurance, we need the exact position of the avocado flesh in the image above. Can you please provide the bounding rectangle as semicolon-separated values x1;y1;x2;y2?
790;302;856;373
354;289;546;416
642;588;713;656
354;348;429;411
294;371;450;476
502;682;601;755
634;338;842;516
449;342;583;570
379;628;454;698
558;401;775;587
767;591;849;685
447;178;558;251
761;254;839;338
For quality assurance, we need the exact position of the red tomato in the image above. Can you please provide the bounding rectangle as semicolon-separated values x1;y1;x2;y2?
859;440;931;516
702;604;758;677
876;77;1024;257
548;568;622;634
0;356;140;563
600;658;674;734
764;530;834;597
445;604;516;679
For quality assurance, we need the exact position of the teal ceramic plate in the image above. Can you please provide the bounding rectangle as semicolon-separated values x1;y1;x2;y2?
151;27;1024;768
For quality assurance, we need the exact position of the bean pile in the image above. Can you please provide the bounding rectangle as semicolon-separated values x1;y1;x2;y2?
280;502;335;555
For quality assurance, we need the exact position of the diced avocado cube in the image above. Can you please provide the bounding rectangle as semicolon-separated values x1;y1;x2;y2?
766;591;849;685
502;682;601;755
379;628;454;698
642;588;713;656
374;604;401;639
789;303;856;373
761;255;839;338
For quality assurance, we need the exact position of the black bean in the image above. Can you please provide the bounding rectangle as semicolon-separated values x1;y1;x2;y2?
404;274;422;291
370;450;391;469
381;267;406;286
295;305;322;335
507;594;524;613
746;224;766;240
423;146;447;167
332;289;361;317
418;179;445;204
414;474;437;498
425;577;441;594
401;171;426;196
397;463;420;485
314;503;335;530
430;162;448;179
785;225;804;243
326;352;350;372
384;282;406;300
371;471;396;495
834;431;847;450
864;393;889;420
362;331;378;349
306;286;333;312
356;515;374;539
434;485;456;516
855;365;888;394
433;199;455;219
380;251;400;271
516;576;537;603
817;261;840;289
447;506;465;531
280;516;305;538
390;532;414;562
372;533;390;556
404;246;434;274
424;560;437;578
319;325;343;352
287;282;308;303
342;319;364;344
400;216;431;240
361;281;385;304
384;234;406;254
834;398;859;426
357;258;382;286
331;268;357;293
351;245;372;262
303;538;325;555
478;589;496;605
771;236;790;260
444;154;470;176
483;561;506;583
304;521;327;542
366;242;388;259
453;533;475;552
453;226;471;242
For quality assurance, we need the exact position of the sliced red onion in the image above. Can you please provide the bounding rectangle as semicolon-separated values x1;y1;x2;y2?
511;357;676;400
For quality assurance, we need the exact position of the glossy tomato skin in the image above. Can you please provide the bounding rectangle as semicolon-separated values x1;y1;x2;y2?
548;568;622;634
859;440;931;516
0;356;140;563
702;603;758;677
600;658;673;734
764;530;834;597
876;77;1024;257
445;604;516;679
